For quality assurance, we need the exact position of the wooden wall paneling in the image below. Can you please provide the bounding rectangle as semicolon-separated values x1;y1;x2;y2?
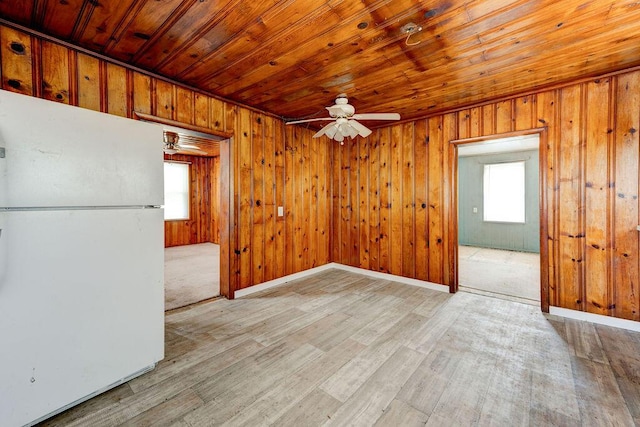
76;52;100;111
284;127;295;275
198;156;210;243
251;113;265;285
389;124;403;276
309;131;319;268
175;86;194;124
40;40;69;103
226;102;239;294
537;89;559;307
155;79;174;119
458;109;471;140
378;128;391;273
291;128;304;273
339;138;350;266
584;77;612;315
427;116;444;283
348;137;359;267
274;122;286;278
188;157;199;244
368;131;380;272
211;156;220;244
225;102;237;135
469;107;481;138
301;128;311;270
194;93;209;128
237;107;253;289
208;97;226;134
612;73;640;321
132;72;151;114
263;116;276;281
515;95;535;131
66;50;78;105
106;63;128;116
358;136;370;270
482;104;496;135
0;26;34;95
557;84;585;311
329;137;340;263
317;130;330;266
414;119;429;281
495;99;514;134
402;122;415;278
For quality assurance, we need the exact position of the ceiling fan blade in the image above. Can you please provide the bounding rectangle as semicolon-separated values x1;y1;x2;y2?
286;117;334;125
313;122;336;138
178;148;205;155
348;119;372;138
177;143;204;150
351;113;400;121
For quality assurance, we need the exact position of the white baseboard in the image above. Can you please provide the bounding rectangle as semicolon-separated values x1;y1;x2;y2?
234;263;338;298
331;264;448;293
549;306;640;332
234;262;448;298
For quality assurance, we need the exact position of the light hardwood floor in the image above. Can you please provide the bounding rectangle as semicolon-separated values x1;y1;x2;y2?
39;269;640;426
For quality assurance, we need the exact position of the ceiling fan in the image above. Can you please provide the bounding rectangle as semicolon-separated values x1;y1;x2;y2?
286;94;400;144
163;131;205;155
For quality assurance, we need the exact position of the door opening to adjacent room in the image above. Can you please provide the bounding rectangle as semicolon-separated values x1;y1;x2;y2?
163;154;222;310
455;133;542;305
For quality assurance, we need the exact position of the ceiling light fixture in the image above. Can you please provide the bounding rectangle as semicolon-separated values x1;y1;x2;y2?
401;22;423;46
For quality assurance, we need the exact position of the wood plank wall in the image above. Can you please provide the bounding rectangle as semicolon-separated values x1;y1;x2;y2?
332;76;640;321
0;24;330;296
163;153;221;247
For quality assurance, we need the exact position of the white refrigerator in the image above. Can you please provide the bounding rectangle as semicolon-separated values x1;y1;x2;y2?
0;90;165;426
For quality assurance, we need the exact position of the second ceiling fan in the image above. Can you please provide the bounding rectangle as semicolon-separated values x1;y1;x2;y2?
286;94;400;143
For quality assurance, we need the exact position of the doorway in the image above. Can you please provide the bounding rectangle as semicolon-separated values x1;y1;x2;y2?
133;112;233;307
451;131;548;309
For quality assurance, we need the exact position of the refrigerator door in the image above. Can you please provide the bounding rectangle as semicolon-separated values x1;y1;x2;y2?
0;208;164;427
0;90;163;209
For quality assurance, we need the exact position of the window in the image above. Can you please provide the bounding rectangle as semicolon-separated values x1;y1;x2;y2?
164;161;190;220
483;161;525;223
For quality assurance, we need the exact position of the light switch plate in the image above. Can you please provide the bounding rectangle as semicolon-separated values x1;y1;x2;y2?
278;206;284;217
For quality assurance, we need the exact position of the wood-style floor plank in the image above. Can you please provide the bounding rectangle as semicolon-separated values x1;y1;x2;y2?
37;269;640;427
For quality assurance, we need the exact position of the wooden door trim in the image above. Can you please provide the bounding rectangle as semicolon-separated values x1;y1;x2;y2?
219;137;235;299
449;128;550;312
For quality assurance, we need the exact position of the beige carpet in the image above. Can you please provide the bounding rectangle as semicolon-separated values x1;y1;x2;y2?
458;245;540;303
164;243;220;311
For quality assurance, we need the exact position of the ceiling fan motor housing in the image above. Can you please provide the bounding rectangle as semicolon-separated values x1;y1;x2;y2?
328;97;355;117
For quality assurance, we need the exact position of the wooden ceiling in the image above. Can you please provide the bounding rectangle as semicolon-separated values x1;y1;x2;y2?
3;0;640;124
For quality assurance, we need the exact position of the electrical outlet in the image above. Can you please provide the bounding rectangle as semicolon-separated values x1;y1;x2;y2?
473;207;478;213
